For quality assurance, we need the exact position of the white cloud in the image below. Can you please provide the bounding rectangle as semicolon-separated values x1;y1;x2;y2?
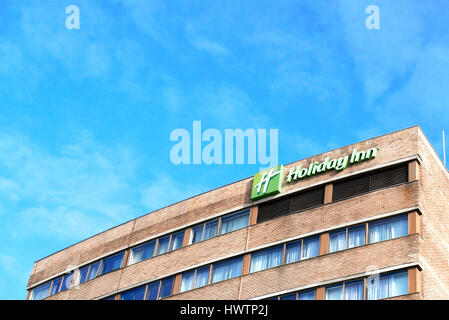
0;131;143;240
185;24;229;55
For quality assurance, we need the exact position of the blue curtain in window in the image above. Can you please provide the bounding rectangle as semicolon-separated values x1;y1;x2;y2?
369;215;408;244
220;211;249;235
120;286;146;300
367;274;389;300
32;282;51;300
298;290;315;300
203;220;218;240
267;246;283;269
100;252;124;275
180;271;195;293
329;230;346;253
157;236;170;255
159;278;174;298
228;257;243;279
132;240;155;264
390;217;408;239
191;225;204;244
326;285;343;300
146;282;160;300
170;231;184;251
87;261;100;281
285;241;301;264
49;277;62;296
302;237;319;259
212;261;229;283
389;271;408;297
347;225;365;248
195;266;210;288
250;251;268;273
344;280;363;300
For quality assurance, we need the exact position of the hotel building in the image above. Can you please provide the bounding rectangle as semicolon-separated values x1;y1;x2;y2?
26;126;449;300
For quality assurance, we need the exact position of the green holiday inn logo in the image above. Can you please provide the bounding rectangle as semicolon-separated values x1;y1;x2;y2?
250;165;284;201
250;147;378;201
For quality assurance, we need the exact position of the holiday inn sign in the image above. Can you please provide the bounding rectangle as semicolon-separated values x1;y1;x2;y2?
250;147;378;201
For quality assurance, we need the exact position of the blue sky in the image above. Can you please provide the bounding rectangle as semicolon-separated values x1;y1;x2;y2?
0;0;448;299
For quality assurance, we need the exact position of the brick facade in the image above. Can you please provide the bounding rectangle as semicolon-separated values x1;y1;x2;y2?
26;126;449;300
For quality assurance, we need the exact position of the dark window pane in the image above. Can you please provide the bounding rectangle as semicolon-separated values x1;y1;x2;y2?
49;277;62;296
99;252;124;275
146;282;160;300
191;225;204;244
157;236;170;255
159;278;174;298
220;210;250;235
169;231;184;251
79;265;89;284
60;272;73;292
32;282;51;300
131;240;156;264
87;261;100;281
280;293;296;300
203;220;218;240
120;286;146;300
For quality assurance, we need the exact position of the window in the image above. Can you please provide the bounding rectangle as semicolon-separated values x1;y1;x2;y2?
159;278;174;298
347;225;365;249
250;246;283;273
129;230;185;265
49;277;62;296
329;225;365;253
298;290;315;300
191;225;205;244
79;252;124;284
285;241;301;264
195;266;210;289
156;235;170;255
301;236;319;259
180;271;195;293
169;231;184;251
219;210;250;235
368;215;408;244
59;272;73;292
344;280;364;300
326;284;343;300
326;280;363;300
279;293;296;300
271;289;316;301
146;282;160;300
367;270;408;300
116;277;175;300
32;282;51;300
120;286;146;300
130;240;156;264
211;257;243;283
99;252;125;276
180;266;211;293
31;271;74;300
329;229;346;253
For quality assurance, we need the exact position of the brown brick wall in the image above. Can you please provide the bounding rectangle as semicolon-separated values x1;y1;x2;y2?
416;131;449;299
29;126;441;300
